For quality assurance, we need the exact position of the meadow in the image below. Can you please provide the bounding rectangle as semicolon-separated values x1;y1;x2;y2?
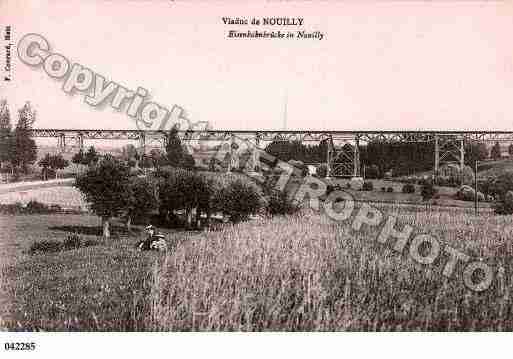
150;204;513;331
0;214;168;330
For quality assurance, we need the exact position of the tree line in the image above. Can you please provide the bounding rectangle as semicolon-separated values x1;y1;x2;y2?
0;100;38;176
264;138;505;178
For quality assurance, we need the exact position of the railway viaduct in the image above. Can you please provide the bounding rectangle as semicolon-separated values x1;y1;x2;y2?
29;129;513;178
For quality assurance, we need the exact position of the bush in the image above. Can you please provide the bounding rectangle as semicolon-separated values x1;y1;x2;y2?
25;200;53;214
317;164;328;178
362;181;374;191
438;164;474;186
381;187;386;192
0;201;61;215
30;234;99;254
0;202;25;215
365;164;380;179
288;160;308;177
215;179;263;223
402;183;416;194
495;190;513;215
387;186;394;193
29;240;62;254
421;181;437;201
266;190;300;216
490;171;513;199
349;177;363;190
456;185;484;202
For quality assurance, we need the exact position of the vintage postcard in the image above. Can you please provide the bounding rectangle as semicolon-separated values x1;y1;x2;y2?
0;0;512;356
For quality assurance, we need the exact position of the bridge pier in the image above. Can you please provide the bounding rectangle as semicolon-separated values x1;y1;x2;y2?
434;135;465;181
353;135;360;177
327;135;360;178
77;134;84;152
251;137;260;172
138;133;146;155
326;137;333;178
57;134;66;153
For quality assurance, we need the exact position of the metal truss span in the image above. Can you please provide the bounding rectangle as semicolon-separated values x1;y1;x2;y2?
29;129;513;143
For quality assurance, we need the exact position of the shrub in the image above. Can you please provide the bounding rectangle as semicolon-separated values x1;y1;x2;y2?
0;201;61;215
402;183;415;194
365;164;380;179
381;187;386;192
495;190;513;215
316;163;328;178
25;200;51;214
29;240;62;254
0;202;25;215
349;177;363;190
387;186;394;193
490;171;513;199
362;181;374;191
421;181;437;201
266;190;300;216
215;179;263;223
438;164;474;186
63;233;82;250
456;185;485;202
288;160;308;177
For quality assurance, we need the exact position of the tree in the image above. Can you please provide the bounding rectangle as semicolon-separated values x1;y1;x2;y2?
491;141;502;160
149;149;167;169
0;100;14;171
72;149;84;174
38;153;68;180
421;180;437;201
465;142;488;166
12;102;37;174
124;177;158;232
165;125;185;167
121;143;139;167
74;155;131;238
38;153;51;180
72;150;84;166
83;146;99;166
49;153;69;178
140;154;153;170
180;153;195;169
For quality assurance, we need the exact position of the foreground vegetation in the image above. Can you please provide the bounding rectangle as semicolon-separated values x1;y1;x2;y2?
150;205;513;331
0;214;168;330
2;201;513;331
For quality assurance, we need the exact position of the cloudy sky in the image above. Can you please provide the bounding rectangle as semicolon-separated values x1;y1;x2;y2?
2;0;513;132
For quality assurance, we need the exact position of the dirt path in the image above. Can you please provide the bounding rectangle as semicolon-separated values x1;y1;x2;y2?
0;178;75;194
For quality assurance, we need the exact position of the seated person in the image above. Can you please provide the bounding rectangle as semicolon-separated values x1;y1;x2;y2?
136;225;167;251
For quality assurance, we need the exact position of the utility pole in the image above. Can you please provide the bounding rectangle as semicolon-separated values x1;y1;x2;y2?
474;160;478;216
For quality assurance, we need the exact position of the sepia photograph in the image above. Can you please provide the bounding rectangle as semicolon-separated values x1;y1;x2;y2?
0;0;512;356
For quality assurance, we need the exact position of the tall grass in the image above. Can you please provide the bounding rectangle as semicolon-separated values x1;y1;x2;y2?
150;205;513;331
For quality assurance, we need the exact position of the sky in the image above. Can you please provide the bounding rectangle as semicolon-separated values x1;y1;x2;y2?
1;0;513;132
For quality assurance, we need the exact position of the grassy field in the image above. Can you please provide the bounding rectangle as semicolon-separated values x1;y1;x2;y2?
2;201;512;331
0;214;186;330
0;172;506;331
150;205;512;331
